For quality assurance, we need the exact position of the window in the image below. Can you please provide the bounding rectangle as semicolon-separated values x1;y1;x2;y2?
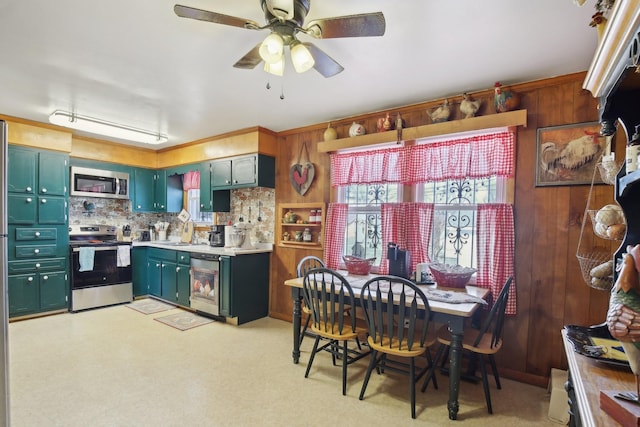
187;189;213;225
418;176;505;269
338;183;401;268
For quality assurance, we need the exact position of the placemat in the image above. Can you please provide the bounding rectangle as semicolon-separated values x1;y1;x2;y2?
423;289;487;305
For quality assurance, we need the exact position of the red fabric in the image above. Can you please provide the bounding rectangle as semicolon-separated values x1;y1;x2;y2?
476;204;516;315
379;203;434;274
182;170;200;191
330;146;408;186
405;131;515;183
323;203;348;269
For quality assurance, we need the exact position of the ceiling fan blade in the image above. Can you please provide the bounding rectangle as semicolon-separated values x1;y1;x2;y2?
304;43;344;78
174;4;261;30
305;12;385;39
233;44;263;69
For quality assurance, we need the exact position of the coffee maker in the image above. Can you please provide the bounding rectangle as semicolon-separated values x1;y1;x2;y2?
209;225;225;247
387;242;411;279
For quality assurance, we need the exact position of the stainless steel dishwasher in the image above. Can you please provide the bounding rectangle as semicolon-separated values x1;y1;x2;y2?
190;253;220;316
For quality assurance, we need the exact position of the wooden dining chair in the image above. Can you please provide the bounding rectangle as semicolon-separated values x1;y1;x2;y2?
296;256;326;345
358;275;439;419
302;267;370;395
424;277;514;414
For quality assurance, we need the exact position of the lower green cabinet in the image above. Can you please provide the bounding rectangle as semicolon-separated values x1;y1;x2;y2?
134;248;190;307
220;253;269;324
8;270;67;317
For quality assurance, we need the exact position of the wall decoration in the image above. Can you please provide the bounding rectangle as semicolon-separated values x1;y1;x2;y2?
290;142;315;195
535;121;606;186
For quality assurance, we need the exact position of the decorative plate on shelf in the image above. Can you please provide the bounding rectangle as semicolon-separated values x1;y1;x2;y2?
564;324;630;369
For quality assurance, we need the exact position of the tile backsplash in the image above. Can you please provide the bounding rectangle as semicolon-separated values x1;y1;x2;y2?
69;187;275;244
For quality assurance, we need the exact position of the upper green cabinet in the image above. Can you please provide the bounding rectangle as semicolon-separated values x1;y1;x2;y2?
8;147;68;225
132;168;181;213
210;154;275;190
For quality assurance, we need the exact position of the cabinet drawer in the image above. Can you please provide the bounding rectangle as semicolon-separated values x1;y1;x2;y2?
15;227;58;241
8;258;66;274
177;251;190;264
15;244;58;259
148;247;176;261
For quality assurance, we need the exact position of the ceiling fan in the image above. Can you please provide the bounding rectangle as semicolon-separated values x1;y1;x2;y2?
174;0;385;77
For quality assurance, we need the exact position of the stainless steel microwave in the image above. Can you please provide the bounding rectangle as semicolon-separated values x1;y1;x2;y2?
70;166;130;199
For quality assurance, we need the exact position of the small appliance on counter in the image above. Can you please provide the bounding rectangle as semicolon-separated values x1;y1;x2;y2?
209;225;225;247
229;222;254;249
139;230;151;241
415;263;434;284
387;242;411;279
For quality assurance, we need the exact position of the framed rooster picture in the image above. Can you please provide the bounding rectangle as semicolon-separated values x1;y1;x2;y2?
535;122;607;187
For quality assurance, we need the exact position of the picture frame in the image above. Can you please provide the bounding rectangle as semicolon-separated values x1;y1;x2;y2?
535;121;607;187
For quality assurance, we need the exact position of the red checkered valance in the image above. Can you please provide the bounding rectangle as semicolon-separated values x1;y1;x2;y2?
405;131;515;183
330;146;408;186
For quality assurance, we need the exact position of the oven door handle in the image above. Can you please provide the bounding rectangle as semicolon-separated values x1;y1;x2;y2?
72;246;120;252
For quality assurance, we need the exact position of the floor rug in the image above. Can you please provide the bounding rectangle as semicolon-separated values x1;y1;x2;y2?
126;299;175;315
154;311;214;331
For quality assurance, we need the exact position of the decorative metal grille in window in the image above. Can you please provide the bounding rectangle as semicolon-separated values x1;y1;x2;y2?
342;183;400;265
422;176;498;268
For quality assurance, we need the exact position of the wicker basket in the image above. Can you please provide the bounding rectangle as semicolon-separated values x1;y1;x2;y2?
429;263;476;288
576;252;613;291
343;256;375;275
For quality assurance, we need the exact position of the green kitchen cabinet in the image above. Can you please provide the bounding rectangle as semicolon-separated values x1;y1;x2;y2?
210;154;275;190
132;247;148;297
8;270;67;317
147;256;163;297
199;162;213;212
133;168;181;213
160;259;177;302
132;168;155;212
219;253;270;325
176;251;191;307
8;146;68;225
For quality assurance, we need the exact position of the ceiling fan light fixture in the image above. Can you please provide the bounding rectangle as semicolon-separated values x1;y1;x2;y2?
264;55;285;76
49;110;167;145
290;40;314;73
259;32;284;64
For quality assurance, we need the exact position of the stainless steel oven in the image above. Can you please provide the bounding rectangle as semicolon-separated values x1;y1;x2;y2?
69;225;132;311
190;253;220;316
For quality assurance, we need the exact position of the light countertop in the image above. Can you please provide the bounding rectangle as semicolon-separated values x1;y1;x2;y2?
132;241;273;256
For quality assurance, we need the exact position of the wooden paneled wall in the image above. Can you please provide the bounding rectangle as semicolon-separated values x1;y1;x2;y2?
269;72;619;387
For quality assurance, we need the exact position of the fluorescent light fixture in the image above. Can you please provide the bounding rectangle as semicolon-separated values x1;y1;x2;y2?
49;110;167;144
264;55;285;76
290;41;314;73
259;33;284;64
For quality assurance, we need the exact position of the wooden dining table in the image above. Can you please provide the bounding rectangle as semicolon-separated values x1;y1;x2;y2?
283;272;490;420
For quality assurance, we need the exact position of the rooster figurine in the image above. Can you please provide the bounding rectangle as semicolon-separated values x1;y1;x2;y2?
494;82;520;113
607;244;640;402
427;99;451;123
460;93;482;119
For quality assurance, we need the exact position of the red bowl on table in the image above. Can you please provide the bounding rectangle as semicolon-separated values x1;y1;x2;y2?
429;263;476;288
343;255;376;275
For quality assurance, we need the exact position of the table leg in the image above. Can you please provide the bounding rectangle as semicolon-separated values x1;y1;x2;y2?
291;287;302;364
447;319;464;420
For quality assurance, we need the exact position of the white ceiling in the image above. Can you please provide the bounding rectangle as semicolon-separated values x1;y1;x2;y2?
0;0;599;149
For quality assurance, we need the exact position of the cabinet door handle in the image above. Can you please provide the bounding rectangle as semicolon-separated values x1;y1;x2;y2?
155;263;160;268
34;249;40;254
27;277;34;282
233;180;238;184
41;188;47;193
26;198;32;203
34;231;40;237
41;199;47;204
225;179;231;184
35;263;41;268
176;267;181;272
26;186;32;192
42;275;48;281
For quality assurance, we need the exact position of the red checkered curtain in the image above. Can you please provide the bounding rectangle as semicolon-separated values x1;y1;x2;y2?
477;203;516;315
323;203;348;269
405;131;515;183
182;170;200;191
379;203;434;274
330;146;408;186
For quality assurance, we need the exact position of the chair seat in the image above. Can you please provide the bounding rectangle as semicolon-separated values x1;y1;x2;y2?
436;326;503;355
368;336;427;358
311;323;367;341
303;303;351;315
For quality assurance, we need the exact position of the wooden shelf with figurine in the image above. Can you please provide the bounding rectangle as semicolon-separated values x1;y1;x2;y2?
317;109;527;153
276;202;325;251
